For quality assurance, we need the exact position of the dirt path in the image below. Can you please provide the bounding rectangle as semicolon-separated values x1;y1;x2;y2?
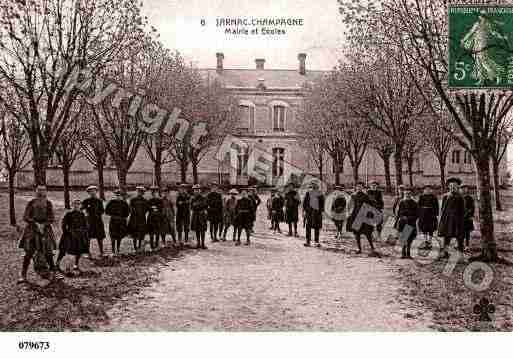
101;204;433;331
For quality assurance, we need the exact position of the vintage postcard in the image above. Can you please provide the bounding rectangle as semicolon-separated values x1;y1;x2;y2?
0;0;511;357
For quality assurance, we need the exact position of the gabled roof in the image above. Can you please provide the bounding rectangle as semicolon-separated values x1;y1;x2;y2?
199;68;326;89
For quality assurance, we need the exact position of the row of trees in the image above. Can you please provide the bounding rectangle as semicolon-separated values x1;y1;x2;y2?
0;0;238;223
298;0;513;262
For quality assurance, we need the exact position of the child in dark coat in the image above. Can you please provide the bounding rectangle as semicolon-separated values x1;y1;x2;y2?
56;199;89;272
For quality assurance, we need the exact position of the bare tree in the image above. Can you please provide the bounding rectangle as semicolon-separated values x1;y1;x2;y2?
0;0;143;185
339;0;511;261
80;108;108;199
491;121;512;211
0;109;31;225
342;118;371;184
369;134;394;193
54;104;85;209
402;124;426;187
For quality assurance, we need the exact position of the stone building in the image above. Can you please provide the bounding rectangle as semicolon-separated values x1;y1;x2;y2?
9;53;509;189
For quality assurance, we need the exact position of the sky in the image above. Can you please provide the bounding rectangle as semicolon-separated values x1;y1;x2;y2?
141;0;345;70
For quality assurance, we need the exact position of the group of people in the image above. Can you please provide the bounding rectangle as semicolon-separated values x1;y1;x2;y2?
17;183;263;283
17;176;475;283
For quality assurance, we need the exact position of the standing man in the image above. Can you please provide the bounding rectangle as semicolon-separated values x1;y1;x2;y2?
147;186;164;250
128;186;149;252
81;185;106;258
248;187;261;233
271;188;285;233
105;189;130;256
367;181;384;241
346;182;377;255
222;189;238;241
235;189;253;246
18;185;61;283
206;183;224;243
175;184;191;247
161;186;177;246
396;187;419;259
438;177;465;257
461;185;475;250
417;184;439;250
284;183;301;237
331;185;347;240
190;184;208;249
303;181;325;248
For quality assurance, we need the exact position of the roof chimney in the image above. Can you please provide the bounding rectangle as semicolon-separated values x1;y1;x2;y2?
255;58;265;70
298;53;306;75
216;52;224;74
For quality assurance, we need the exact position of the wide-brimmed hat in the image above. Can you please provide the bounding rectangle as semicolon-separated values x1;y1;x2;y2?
150;185;159;191
446;177;462;186
135;185;145;191
334;185;345;190
229;189;238;195
35;185;47;191
369;180;379;185
72;198;82;204
113;189;122;195
192;184;201;190
86;185;98;192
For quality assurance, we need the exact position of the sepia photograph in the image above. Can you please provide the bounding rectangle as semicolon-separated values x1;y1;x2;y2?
0;0;512;357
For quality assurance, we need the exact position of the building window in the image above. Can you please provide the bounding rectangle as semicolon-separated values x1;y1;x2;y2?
272;148;285;178
464;150;472;164
273;105;285;132
238;105;254;131
237;148;248;176
452;149;461;164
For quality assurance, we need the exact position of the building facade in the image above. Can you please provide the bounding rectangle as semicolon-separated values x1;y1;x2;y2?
8;53;509;189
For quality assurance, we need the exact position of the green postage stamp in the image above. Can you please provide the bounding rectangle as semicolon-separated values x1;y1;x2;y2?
448;4;513;89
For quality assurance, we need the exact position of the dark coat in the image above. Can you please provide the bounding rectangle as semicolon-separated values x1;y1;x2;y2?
463;194;475;232
59;210;89;255
206;191;224;223
397;198;419;241
346;191;374;236
81;197;106;240
147;197;164;233
271;195;285;223
438;192;465;239
190;194;208;232
303;190;325;229
175;193;191;221
105;199;129;239
19;198;57;254
128;196;149;236
367;189;384;210
417;193;439;234
331;194;347;224
284;190;300;223
235;197;253;229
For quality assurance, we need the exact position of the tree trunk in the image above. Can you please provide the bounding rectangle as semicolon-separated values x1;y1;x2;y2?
407;160;414;187
180;161;188;183
393;151;403;187
492;158;502;211
154;161;162;189
192;161;199;184
8;171;16;226
335;163;341;186
97;163;105;200
438;158;447;193
63;165;71;209
475;154;498;262
32;156;47;186
317;152;323;182
117;167;128;191
352;163;359;184
383;154;392;193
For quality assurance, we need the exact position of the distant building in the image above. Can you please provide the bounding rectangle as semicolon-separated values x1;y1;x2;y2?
11;53;509;189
